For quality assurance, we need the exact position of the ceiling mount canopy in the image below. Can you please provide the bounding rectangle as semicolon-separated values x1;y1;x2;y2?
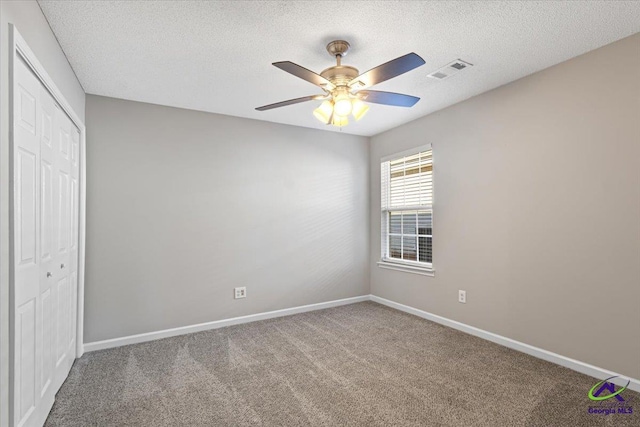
325;40;351;59
256;40;425;127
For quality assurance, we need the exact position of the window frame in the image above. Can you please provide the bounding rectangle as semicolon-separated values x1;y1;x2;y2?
378;144;434;276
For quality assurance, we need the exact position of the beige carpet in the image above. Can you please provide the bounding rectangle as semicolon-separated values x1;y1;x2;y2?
45;301;638;426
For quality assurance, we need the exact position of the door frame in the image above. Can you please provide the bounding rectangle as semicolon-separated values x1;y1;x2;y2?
8;23;86;424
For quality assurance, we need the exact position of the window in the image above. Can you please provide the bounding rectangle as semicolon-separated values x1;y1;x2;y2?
379;145;433;275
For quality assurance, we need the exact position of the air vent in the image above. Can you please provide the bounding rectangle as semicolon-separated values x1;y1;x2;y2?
427;59;473;80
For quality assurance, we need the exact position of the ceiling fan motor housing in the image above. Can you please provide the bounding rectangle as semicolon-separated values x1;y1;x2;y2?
320;65;359;87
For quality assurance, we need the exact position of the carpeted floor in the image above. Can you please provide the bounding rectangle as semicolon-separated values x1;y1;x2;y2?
45;301;638;426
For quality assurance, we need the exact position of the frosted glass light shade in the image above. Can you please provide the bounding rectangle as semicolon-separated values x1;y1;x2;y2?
331;115;348;127
313;101;333;124
352;99;370;121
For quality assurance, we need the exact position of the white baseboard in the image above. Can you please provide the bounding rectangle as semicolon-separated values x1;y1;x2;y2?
370;295;640;393
83;295;370;353
83;293;639;394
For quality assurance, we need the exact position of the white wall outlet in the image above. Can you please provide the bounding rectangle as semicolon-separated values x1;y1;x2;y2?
234;287;246;299
458;290;466;304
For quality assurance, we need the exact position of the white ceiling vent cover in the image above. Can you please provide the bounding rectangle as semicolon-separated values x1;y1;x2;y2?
427;59;474;80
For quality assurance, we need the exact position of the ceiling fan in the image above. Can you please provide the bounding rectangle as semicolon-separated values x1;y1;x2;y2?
255;40;425;127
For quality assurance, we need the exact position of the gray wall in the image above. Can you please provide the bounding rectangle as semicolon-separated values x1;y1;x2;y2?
0;2;85;425
84;95;370;343
370;33;640;379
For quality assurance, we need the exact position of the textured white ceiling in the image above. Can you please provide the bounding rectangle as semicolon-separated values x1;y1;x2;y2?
38;1;640;136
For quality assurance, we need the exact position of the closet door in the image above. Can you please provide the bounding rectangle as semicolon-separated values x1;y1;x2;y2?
69;124;80;363
13;55;79;427
37;83;58;422
13;55;44;427
52;108;76;391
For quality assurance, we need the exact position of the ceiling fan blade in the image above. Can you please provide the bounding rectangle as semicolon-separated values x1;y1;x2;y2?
255;95;323;111
349;53;425;89
357;90;420;107
273;61;334;89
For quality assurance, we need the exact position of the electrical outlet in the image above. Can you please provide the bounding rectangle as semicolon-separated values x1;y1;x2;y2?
234;287;246;299
458;290;466;304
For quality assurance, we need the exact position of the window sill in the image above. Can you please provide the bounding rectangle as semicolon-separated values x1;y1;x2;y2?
377;260;435;277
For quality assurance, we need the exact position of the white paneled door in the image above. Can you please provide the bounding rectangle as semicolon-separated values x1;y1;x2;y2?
13;55;79;427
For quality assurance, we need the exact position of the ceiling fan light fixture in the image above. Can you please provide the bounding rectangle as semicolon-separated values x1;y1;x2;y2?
352;99;370;121
331;115;348;127
313;100;333;124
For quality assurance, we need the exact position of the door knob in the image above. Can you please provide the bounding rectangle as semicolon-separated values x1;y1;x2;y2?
61;263;65;269
47;272;52;278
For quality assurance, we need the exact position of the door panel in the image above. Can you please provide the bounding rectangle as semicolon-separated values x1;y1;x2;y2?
16;148;37;268
40;288;53;398
57;171;69;255
16;299;37;426
13;57;41;427
55;113;74;382
69;272;77;348
40;162;53;261
70;178;77;251
38;85;58;419
17;83;36;134
55;277;68;366
59;126;69;160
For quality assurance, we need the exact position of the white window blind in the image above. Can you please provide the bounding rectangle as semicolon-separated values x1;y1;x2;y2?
381;146;433;269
